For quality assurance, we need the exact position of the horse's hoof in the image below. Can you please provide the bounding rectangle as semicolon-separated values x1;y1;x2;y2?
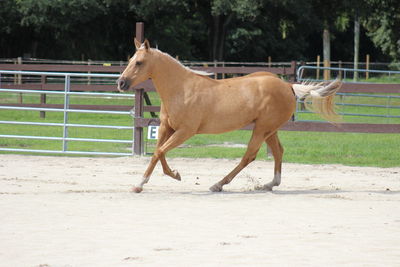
209;184;223;192
131;186;143;193
172;170;181;181
254;184;273;191
261;184;273;191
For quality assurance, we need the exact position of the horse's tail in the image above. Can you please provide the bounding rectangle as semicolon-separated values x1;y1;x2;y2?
292;79;342;123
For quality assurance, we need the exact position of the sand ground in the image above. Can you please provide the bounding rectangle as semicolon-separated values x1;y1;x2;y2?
0;155;399;267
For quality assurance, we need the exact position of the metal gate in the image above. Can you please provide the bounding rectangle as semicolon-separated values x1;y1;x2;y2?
0;70;135;156
295;66;400;124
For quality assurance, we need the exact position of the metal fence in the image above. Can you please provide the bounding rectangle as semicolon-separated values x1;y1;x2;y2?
295;66;400;124
297;65;400;82
0;70;135;156
1;66;399;157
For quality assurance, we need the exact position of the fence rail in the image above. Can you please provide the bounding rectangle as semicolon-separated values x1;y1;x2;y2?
131;66;400;154
1;63;399;156
0;70;134;156
296;65;400;94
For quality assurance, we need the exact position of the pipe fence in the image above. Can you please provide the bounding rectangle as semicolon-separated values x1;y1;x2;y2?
0;70;134;156
294;65;400;126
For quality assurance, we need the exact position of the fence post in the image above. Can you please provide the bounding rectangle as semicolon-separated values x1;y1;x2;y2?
214;60;217;79
62;75;71;152
40;75;46;118
133;22;145;155
291;61;297;82
87;59;92;85
17;57;23;103
134;88;144;155
323;60;331;80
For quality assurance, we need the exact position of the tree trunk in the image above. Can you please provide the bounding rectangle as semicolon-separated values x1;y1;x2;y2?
212;15;221;61
323;28;330;62
31;40;38;58
322;28;331;80
211;14;233;61
353;14;360;81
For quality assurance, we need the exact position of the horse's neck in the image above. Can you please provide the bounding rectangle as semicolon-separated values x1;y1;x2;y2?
151;52;195;101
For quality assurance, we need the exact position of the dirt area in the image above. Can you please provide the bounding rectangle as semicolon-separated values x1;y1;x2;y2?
0;155;399;267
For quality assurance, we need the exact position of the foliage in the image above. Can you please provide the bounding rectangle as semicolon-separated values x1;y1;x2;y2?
0;0;399;62
1;0;138;59
364;0;400;61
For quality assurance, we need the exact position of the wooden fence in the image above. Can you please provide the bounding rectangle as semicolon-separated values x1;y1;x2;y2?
1;61;400;155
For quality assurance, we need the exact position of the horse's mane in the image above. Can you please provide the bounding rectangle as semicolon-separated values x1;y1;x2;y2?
152;48;213;76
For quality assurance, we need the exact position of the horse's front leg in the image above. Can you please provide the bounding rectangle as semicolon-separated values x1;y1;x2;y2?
160;156;181;181
157;123;181;180
132;153;158;193
131;122;172;193
132;129;193;193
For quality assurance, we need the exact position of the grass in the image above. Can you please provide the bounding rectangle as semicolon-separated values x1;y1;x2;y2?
1;90;400;167
343;74;400;84
307;73;400;84
143;90;400;167
145;131;400;168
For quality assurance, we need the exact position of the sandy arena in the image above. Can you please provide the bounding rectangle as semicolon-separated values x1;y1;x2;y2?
0;155;399;266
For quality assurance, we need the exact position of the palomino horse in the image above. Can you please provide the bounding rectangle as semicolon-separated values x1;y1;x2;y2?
117;39;341;193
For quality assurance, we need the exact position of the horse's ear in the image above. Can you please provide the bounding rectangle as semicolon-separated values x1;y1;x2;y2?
134;38;141;50
144;39;150;50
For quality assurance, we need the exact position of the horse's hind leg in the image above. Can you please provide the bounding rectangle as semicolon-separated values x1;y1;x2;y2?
210;126;267;192
261;132;284;191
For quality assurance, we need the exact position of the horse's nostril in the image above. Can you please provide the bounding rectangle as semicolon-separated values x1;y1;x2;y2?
117;79;127;90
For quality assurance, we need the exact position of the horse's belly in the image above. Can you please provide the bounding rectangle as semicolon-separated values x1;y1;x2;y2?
197;116;253;134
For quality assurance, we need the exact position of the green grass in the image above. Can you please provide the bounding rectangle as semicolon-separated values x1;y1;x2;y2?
343;74;400;84
1;91;400;167
143;91;400;167
144;131;400;167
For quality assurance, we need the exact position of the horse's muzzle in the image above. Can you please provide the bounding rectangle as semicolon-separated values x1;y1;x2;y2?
117;78;130;92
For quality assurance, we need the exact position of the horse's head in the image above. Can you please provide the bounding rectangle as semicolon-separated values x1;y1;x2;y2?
117;39;154;92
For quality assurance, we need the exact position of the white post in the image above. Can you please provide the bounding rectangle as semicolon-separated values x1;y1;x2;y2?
62;75;71;152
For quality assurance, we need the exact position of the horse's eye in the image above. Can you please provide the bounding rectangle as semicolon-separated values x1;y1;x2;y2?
136;61;142;66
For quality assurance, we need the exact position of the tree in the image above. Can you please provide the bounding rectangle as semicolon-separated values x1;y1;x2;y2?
0;0;30;58
364;0;400;62
339;1;373;80
135;0;264;61
310;0;346;73
208;0;262;60
225;0;318;61
0;0;398;63
133;0;204;59
11;0;138;59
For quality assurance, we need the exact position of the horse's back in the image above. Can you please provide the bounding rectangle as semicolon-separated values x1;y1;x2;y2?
224;74;294;102
245;75;296;118
195;75;295;134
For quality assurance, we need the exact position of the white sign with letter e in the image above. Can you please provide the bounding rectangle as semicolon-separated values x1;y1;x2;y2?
147;126;159;140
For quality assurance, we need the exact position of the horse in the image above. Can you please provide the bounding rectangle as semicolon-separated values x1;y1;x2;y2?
117;39;341;193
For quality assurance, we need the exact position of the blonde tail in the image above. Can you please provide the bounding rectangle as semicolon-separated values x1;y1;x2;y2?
292;79;342;123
